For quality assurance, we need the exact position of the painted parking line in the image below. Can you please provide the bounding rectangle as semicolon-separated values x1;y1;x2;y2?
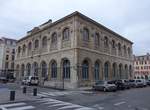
114;101;126;106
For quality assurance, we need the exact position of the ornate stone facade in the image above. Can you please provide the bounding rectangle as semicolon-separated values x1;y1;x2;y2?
15;11;133;89
134;53;150;79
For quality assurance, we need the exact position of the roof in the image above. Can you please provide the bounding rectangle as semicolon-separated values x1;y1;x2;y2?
17;11;133;44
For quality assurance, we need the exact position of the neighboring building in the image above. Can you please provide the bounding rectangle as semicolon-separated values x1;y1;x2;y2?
0;37;17;77
134;53;150;79
15;11;133;89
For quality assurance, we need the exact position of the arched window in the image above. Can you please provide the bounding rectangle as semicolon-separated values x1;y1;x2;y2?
22;44;26;53
112;63;117;79
63;28;70;40
128;47;131;57
26;63;31;76
51;61;57;78
63;59;70;79
94;33;100;46
112;40;115;49
118;43;121;51
119;64;123;79
41;61;47;78
83;28;89;41
104;62;109;80
125;65;128;79
104;36;109;48
18;46;21;54
33;62;38;76
94;61;99;80
82;60;89;79
51;32;57;44
28;42;32;51
124;45;127;55
21;64;25;77
42;36;47;47
129;65;132;78
34;39;39;49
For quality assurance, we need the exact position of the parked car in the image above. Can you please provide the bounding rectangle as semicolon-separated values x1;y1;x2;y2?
0;77;8;83
112;80;126;90
140;79;147;87
129;79;143;88
22;76;39;86
146;80;150;86
92;81;117;92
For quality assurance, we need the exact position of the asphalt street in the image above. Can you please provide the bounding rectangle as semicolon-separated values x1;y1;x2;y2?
0;83;150;110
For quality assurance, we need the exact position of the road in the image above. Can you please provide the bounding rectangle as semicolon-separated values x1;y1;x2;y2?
0;83;150;110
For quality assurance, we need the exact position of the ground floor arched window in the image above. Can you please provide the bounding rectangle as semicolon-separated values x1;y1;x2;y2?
94;61;99;81
119;64;123;79
82;60;89;80
125;65;128;79
104;62;109;80
41;61;47;78
112;63;117;79
63;59;70;79
21;64;25;77
129;65;132;78
26;63;31;76
51;61;57;78
33;62;38;76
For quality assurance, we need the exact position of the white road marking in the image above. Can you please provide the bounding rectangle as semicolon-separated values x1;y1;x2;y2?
39;98;94;110
0;102;35;110
8;106;35;110
114;101;126;106
56;105;82;110
0;103;26;108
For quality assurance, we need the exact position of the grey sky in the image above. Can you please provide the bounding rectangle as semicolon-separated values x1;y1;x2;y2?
0;0;150;55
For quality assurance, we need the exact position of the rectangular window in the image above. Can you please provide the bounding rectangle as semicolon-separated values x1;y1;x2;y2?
5;62;9;69
6;55;9;60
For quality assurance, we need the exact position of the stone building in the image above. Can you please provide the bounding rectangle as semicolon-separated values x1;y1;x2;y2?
15;11;133;89
134;53;150;79
0;37;16;77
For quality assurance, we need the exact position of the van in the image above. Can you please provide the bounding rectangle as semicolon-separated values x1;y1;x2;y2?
22;76;39;86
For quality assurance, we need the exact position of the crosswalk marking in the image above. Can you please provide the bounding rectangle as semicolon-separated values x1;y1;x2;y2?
0;102;35;110
36;91;75;97
8;106;35;110
36;98;95;110
0;103;26;108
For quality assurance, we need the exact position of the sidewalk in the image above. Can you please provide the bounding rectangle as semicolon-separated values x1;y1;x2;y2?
0;88;39;104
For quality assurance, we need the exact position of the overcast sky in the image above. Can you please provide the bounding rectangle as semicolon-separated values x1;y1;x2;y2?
0;0;150;55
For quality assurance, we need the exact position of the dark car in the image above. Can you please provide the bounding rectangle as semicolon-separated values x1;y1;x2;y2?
146;80;150;86
92;81;117;92
114;80;126;90
0;77;8;83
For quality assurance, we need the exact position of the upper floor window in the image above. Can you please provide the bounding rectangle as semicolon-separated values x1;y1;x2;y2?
22;44;26;53
6;55;9;60
128;47;131;56
123;45;127;54
94;33;100;46
34;39;39;49
12;49;15;54
18;46;21;54
104;36;109;48
112;40;115;49
118;43;121;51
28;42;32;51
51;32;57;44
83;28;89;41
63;28;70;41
42;36;47;48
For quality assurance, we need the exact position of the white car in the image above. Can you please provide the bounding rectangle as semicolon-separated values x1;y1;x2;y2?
139;79;147;87
22;76;39;86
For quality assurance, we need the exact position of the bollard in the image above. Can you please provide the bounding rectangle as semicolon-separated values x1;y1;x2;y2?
23;86;27;94
10;91;15;101
33;88;37;96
